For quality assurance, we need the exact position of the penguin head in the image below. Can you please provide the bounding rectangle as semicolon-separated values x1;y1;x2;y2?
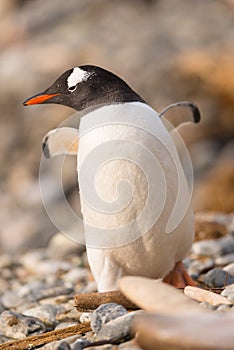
23;65;144;111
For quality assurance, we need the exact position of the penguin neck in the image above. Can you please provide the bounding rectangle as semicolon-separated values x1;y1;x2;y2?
78;100;152;119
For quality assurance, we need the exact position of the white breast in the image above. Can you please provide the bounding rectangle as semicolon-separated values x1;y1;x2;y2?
77;102;194;291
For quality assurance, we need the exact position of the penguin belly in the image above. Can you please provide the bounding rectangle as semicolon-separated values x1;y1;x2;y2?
77;102;194;292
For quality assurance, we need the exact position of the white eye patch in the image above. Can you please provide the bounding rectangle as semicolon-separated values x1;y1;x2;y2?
67;67;92;90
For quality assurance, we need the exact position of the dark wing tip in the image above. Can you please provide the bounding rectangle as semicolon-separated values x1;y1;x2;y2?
181;101;201;124
42;136;50;158
159;101;201;124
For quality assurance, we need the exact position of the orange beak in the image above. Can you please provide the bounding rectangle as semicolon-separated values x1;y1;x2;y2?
23;93;59;106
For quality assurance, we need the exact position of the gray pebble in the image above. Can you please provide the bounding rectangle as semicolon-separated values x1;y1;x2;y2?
224;262;234;275
91;303;127;333
24;303;65;327
96;310;144;343
41;335;81;349
71;338;91;350
215;253;234;266
64;268;88;284
192;235;234;257
200;302;217;311
1;290;22;308
17;281;72;303
188;258;214;276
216;304;232;312
0;310;45;339
57;342;72;350
203;267;234;288
192;240;221;257
221;284;234;297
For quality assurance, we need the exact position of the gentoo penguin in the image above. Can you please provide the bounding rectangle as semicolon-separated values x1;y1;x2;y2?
24;65;200;291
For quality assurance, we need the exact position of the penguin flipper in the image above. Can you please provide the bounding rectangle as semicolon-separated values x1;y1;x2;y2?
42;127;79;158
159;101;201;132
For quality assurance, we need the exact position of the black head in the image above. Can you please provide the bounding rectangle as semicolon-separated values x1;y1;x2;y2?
23;65;145;111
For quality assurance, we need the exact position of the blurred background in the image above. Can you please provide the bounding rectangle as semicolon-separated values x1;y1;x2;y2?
0;0;234;254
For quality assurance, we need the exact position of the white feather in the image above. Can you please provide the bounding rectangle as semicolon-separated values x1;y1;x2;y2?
67;67;92;88
77;102;194;292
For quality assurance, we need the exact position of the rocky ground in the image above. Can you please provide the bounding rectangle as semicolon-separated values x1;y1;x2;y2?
0;212;234;349
0;0;234;349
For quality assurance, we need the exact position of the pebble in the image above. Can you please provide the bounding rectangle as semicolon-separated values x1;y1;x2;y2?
64;268;88;284
24;304;65;328
41;341;71;350
91;303;128;333
57;342;71;350
55;322;78;330
215;253;234;266
216;304;232;312
96;310;144;343
221;284;234;297
71;338;91;350
1;290;22;308
221;284;234;303
223;262;234;275
56;305;81;323
187;257;214;277
200;302;218;311
203;267;234;288
0;310;45;339
79;312;91;323
17;281;74;302
192;235;234;257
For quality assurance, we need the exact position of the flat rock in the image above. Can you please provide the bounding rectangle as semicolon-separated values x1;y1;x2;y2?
91;303;127;333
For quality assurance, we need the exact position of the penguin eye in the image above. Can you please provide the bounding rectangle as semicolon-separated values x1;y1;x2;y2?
68;85;77;92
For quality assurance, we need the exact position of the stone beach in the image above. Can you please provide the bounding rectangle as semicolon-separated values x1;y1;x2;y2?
0;213;233;349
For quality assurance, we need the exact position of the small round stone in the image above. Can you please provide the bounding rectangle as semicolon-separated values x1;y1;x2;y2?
91;303;127;333
203;267;234;288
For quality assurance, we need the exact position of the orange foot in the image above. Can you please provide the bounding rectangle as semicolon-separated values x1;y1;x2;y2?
163;261;197;289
